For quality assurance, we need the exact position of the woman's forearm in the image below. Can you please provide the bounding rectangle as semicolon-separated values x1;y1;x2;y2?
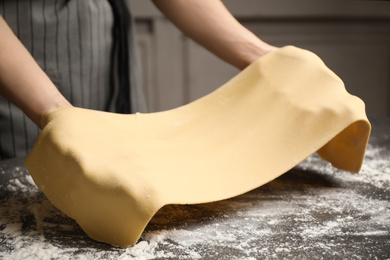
152;0;276;69
0;16;71;128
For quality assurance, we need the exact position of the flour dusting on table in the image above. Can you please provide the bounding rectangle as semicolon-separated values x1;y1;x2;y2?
1;140;390;259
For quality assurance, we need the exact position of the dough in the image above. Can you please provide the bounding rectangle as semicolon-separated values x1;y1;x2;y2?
25;46;371;246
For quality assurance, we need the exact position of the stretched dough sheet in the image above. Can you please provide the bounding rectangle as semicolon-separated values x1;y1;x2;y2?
25;46;371;246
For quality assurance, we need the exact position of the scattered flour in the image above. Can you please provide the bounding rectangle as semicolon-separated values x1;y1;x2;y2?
1;141;389;259
300;143;390;189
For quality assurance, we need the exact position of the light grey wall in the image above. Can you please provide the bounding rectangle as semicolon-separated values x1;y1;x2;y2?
129;0;390;116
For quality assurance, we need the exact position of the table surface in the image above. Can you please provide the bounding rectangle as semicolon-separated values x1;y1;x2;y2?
1;117;389;260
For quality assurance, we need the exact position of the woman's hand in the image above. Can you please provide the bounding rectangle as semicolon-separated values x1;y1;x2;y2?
0;16;72;129
152;0;277;70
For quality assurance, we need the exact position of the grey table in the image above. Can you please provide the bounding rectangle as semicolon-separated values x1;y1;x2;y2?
1;117;389;260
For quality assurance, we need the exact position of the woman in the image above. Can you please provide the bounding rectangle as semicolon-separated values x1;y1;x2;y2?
0;0;275;159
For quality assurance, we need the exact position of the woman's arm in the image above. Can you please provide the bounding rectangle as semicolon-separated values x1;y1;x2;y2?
152;0;276;70
0;16;71;128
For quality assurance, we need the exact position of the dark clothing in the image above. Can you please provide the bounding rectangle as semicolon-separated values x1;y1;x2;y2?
0;0;147;159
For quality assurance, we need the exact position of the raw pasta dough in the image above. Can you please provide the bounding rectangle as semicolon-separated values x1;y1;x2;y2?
25;46;371;246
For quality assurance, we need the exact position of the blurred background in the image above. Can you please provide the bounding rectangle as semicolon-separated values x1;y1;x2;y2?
129;0;390;117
